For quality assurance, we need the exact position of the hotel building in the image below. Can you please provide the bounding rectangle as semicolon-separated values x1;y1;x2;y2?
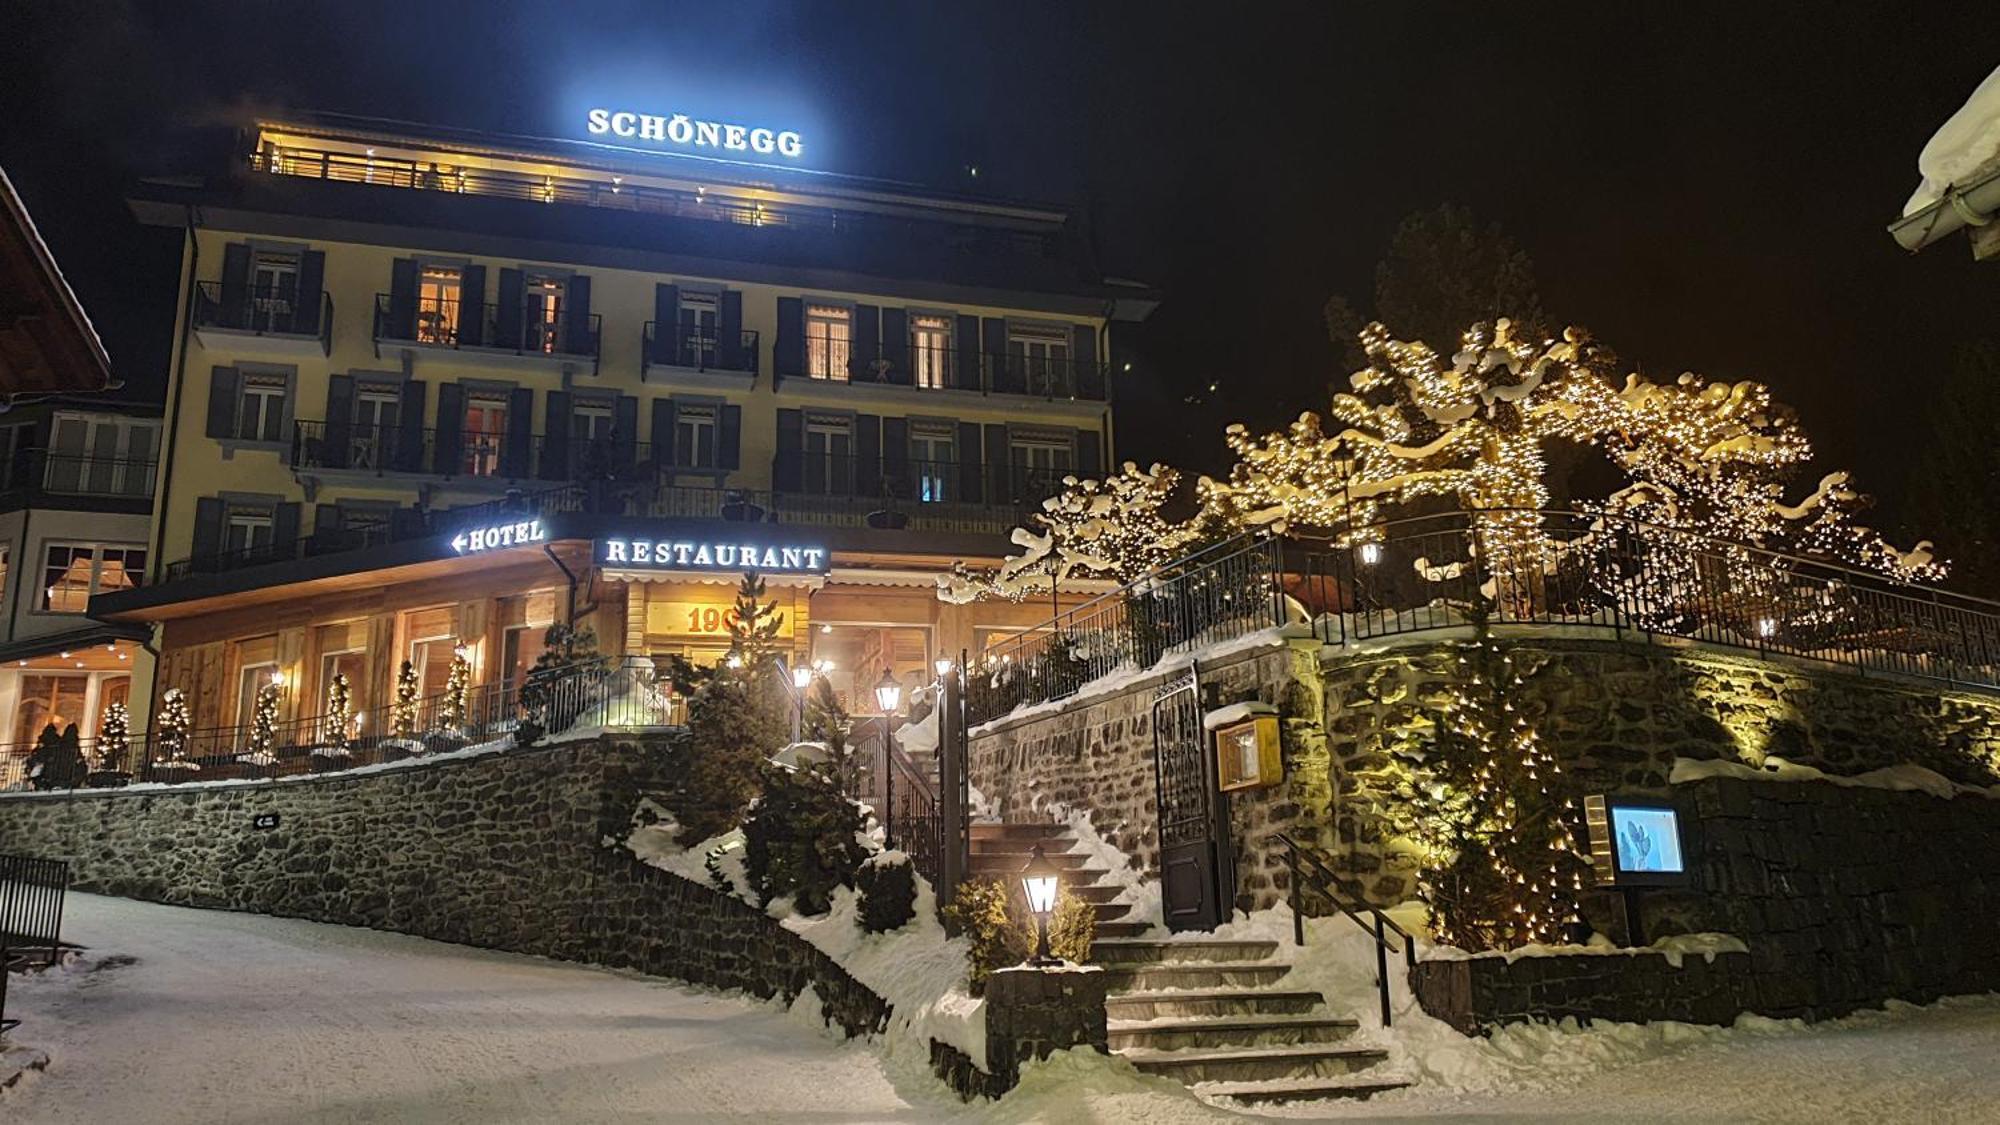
97;112;1153;733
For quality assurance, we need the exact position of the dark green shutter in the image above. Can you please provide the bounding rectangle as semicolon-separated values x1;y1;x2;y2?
652;283;679;365
853;304;880;380
883;417;908;494
984;319;1015;393
396;380;427;471
856;414;881;497
220;243;251;315
312;503;343;550
614;394;639;475
955;315;980;390
273;502;302;555
720;404;742;470
192;497;224;568
433;383;464;474
776;297;804;378
542;391;571;480
774;408;803;490
503;388;533;478
1071;324;1099;398
881;308;909;384
719;290;745;371
1077;428;1103;479
323;374;354;470
496;269;523;350
458;265;486;346
388;257;418;339
294;250;326;336
563;274;592;355
957;421;983;503
985;424;1011;504
205;366;239;438
651;397;676;468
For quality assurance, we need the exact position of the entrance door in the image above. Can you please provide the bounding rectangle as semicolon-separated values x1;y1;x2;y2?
1152;671;1229;931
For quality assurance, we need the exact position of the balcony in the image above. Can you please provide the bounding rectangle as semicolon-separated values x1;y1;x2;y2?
0;449;157;513
191;281;332;356
642;322;759;385
372;294;601;374
777;343;1108;402
646;453;1065;535
291;421;651;485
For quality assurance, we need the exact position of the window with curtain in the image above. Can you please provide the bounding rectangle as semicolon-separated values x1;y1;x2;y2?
806;304;851;380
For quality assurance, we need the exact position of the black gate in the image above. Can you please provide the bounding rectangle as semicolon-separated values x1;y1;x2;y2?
1152;670;1229;931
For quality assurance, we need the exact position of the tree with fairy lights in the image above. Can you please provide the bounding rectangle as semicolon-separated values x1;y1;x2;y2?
323;673;352;755
440;646;471;732
98;701;131;770
241;675;281;764
939;463;1203;604
391;660;420;739
154;687;195;772
1380;597;1587;951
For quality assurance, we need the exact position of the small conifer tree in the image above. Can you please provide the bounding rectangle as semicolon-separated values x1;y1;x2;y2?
392;660;420;738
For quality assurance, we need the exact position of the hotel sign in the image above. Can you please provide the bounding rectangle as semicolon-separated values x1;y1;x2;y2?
599;538;828;574
451;519;548;555
585;107;804;160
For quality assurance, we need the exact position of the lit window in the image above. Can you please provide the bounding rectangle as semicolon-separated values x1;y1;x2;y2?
237;372;288;443
806;304;851;380
39;543;146;614
674;404;718;469
417;265;462;344
911;314;953;389
910;424;956;502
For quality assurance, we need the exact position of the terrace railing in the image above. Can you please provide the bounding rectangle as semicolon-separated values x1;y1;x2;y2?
373;294;601;371
964;509;2000;726
642;322;759;376
192;280;333;353
777;341;1110;401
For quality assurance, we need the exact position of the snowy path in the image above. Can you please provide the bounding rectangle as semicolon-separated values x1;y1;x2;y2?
8;895;2000;1123
2;894;944;1123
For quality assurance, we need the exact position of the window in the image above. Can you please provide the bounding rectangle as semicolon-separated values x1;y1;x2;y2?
673;403;717;469
226;506;275;556
911;314;953;389
249;250;299;333
1008;324;1072;394
416;265;462;345
335;504;394;549
236;371;288;443
523;273;565;353
910;424;956;502
40;543;145;613
353;386;400;469
806;304;851;381
1011;434;1073;497
237;662;279;728
463;393;509;477
44;415;159;497
320;649;367;715
803;414;853;494
677;290;719;367
412;636;460;698
13;675;87;744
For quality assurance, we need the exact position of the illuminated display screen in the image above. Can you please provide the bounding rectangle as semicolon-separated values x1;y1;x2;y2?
1610;805;1685;875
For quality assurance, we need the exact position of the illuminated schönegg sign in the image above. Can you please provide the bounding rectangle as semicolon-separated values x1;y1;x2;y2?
599;539;827;573
585;108;803;160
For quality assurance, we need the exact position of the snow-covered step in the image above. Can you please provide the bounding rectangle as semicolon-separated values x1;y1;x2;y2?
964;849;1095;869
1105;988;1326;1020
1123;1044;1390;1085
1091;939;1280;965
1093;920;1156;940
1108;1013;1359;1051
1090;902;1135;923
1062;883;1126;907
1098;961;1292;993
1199;1077;1411;1105
967;822;1070;840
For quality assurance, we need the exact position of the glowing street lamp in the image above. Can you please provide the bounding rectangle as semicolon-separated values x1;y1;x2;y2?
791;665;813;690
873;669;903;715
934;656;954;677
1020;844;1063;966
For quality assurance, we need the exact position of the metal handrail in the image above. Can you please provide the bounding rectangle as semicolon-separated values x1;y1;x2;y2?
372;293;601;366
641;321;759;376
1265;832;1415;1027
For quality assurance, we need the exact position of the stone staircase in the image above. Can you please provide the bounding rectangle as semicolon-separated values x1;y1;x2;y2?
969;822;1408;1106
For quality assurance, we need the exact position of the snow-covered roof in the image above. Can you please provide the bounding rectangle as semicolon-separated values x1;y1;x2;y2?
0;164;115;393
1905;64;2000;217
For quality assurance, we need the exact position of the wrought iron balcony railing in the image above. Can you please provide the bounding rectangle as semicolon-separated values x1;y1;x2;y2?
778;339;1109;401
642;322;759;376
0;449;157;502
192;281;333;353
372;294;601;370
290;421;651;483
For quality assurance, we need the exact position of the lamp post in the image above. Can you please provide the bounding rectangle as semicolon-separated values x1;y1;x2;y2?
1020;843;1063;966
790;663;812;745
876;669;905;847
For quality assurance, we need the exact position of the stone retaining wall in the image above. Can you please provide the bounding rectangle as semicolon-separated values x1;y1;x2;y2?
0;739;889;1037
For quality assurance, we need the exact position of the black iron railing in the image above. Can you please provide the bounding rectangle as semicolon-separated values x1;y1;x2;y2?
642;322;759;376
0;449;157;501
965;509;2000;727
291;420;652;484
252;144;1064;260
373;294;601;370
647;461;1062;537
192;281;333;354
779;341;1109;401
0;852;68;967
771;451;1066;508
1267;833;1415;1028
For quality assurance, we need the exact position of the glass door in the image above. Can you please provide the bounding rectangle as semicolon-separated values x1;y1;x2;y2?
910;426;955;502
803;419;853;495
250;251;299;332
417;265;462;344
911;315;953;389
1009;328;1071;395
353;389;399;469
462;396;507;477
677;291;719;368
570;403;615;477
523;274;565;353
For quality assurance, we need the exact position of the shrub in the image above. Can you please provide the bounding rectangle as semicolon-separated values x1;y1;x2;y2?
743;760;868;915
943;877;1097;995
855;851;917;932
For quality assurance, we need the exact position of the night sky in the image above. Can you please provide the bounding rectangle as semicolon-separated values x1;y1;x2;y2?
3;2;1996;531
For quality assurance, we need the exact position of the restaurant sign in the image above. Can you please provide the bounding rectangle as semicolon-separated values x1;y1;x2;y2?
599;538;828;574
451;519;549;555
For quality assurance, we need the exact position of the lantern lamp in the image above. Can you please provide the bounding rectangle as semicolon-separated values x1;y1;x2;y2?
873;669;903;714
791;665;813;690
934;656;954;676
1020;844;1063;966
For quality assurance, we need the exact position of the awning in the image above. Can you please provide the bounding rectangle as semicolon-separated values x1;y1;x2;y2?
0;621;150;665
